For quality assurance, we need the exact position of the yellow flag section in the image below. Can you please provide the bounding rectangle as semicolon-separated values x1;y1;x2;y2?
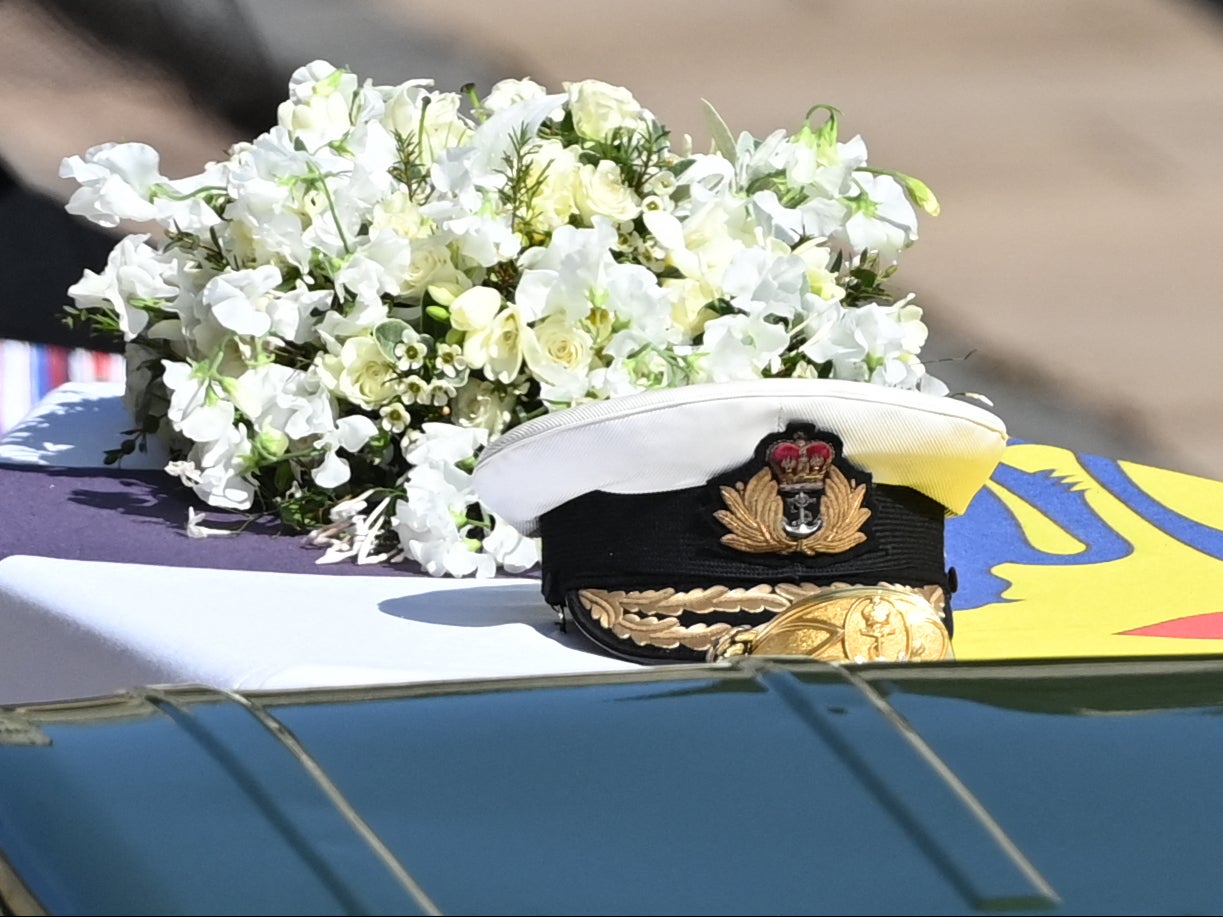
948;443;1223;660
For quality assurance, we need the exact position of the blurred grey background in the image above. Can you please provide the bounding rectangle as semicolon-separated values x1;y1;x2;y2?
3;0;1221;479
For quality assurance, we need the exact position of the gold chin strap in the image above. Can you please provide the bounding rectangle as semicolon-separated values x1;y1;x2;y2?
707;585;953;664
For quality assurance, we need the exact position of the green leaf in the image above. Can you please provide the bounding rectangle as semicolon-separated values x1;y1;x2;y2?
701;99;737;159
373;319;410;361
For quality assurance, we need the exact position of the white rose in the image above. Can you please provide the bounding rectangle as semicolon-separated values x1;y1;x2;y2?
384;88;472;163
400;238;468;300
453;379;515;436
574;160;641;224
525;315;594;375
316;335;400;409
371;191;426;238
565;79;648;141
525;140;581;231
482;78;548;114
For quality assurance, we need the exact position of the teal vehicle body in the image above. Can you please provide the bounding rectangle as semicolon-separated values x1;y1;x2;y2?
2;654;1222;915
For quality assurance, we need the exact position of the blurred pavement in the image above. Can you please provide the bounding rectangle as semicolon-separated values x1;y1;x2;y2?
3;0;1222;479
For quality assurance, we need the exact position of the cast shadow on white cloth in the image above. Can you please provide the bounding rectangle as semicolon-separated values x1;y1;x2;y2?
0;381;168;468
0;555;638;707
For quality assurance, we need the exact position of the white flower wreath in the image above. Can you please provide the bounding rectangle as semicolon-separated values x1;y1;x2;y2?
61;62;945;577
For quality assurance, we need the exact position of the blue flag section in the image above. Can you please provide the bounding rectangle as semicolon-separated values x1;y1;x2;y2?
948;442;1223;659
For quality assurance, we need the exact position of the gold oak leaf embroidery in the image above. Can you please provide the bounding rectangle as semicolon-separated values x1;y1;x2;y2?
715;466;870;555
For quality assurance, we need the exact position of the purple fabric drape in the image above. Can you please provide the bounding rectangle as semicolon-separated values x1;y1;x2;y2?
0;462;426;576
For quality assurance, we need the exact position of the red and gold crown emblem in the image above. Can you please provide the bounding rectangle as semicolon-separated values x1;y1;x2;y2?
715;427;871;554
766;433;834;491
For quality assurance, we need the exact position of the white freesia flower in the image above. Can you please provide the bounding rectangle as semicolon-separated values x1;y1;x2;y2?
450;287;533;383
61;62;950;575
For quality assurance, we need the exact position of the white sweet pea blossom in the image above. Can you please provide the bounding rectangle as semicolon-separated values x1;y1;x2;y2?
203;265;284;338
277;61;359;150
60;142;163;227
698;312;791;381
312;414;378;489
221;131;317;269
233;363;339;454
467;92;568;184
336;230;416;308
172;423;256;510
392;465;494;578
642;199;754;287
784;132;867;199
840;173;920;268
266;284;332;346
436;209;521;268
67;235;178;340
404;422;488;472
515;220;621;323
720;248;809;321
813;300;932;388
481;516;540;573
160;360;237;444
